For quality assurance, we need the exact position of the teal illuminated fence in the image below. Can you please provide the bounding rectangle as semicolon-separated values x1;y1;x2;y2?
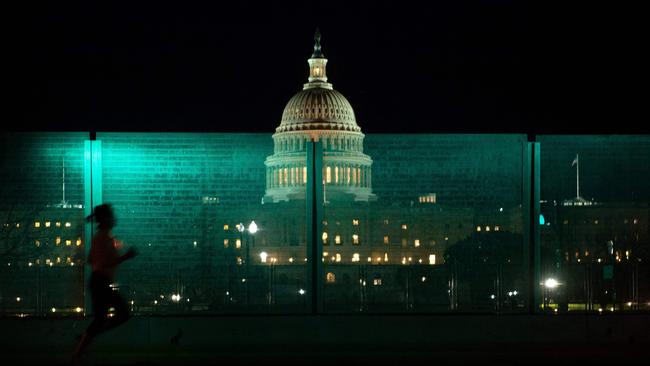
0;132;648;315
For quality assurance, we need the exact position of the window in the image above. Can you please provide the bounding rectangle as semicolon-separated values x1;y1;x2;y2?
65;222;71;228
235;239;241;249
352;234;359;244
326;166;331;183
223;239;229;248
352;253;360;262
352;219;359;226
383;235;389;244
373;278;382;286
34;222;40;228
335;235;341;245
414;239;420;247
401;224;407;230
303;167;307;184
322;232;329;244
335;253;341;262
326;272;336;283
223;224;229;231
55;237;61;245
55;222;61;227
65;239;72;246
429;254;436;265
45;221;51;228
335;166;339;183
35;240;40;247
384;253;389;262
76;238;82;246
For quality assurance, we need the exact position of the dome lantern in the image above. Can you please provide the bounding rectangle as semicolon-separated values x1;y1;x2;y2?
306;28;330;88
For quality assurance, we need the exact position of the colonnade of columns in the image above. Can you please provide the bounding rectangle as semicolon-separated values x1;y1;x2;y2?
273;135;364;154
266;163;371;189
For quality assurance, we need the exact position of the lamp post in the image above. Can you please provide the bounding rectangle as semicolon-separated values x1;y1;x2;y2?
245;220;257;307
543;277;559;312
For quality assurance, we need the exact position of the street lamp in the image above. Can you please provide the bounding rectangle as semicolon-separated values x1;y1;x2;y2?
243;220;258;307
248;220;258;234
543;277;560;311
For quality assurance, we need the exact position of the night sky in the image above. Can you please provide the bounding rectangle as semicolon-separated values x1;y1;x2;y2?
9;1;646;134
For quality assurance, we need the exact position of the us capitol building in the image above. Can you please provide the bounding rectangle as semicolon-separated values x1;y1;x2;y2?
263;30;376;203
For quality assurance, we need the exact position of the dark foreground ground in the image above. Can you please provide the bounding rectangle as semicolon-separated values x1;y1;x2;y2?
2;314;649;365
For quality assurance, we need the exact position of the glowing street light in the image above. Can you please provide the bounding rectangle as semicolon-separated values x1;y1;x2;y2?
544;278;559;289
248;220;258;234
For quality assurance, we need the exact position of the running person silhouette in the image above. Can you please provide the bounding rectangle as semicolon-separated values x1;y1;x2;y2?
73;204;137;364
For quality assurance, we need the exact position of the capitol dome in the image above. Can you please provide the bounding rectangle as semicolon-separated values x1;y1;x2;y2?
277;87;361;133
263;29;375;203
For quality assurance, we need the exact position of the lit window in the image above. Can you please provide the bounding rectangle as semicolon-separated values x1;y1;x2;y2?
352;219;359;226
373;278;382;286
383;219;389;225
303;167;307;184
55;237;61;245
223;239;229;248
35;240;40;247
66;257;72;264
235;239;241;249
429;254;436;265
65;239;72;246
335;166;339;183
326;166;331;183
384;253;389;262
326;272;336;283
56;257;61;264
633;218;638;224
223;224;229;231
476;226;482;232
485;226;491;232
352;253;360;262
401;224;407;230
76;238;82;246
322;232;328;244
414;239;420;247
494;226;500;231
34;222;40;228
335;235;341;245
65;222;71;228
55;222;61;227
383;236;389;244
45;221;51;228
335;253;341;262
401;238;407;246
352;234;359;244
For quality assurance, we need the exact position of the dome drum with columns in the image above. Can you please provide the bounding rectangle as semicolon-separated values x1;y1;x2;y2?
263;30;376;203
